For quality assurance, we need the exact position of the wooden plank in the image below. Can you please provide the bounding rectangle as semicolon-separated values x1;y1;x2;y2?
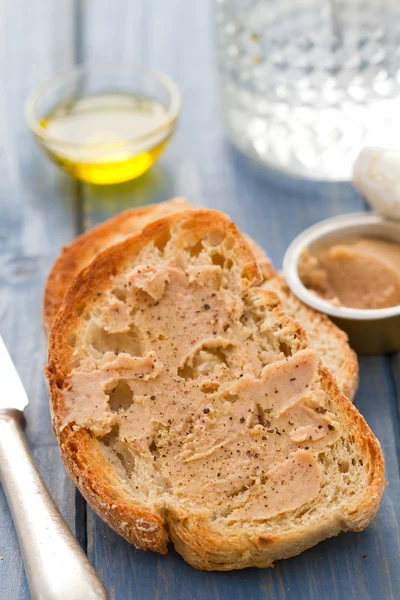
0;0;77;446
0;1;79;598
79;1;400;599
392;354;400;412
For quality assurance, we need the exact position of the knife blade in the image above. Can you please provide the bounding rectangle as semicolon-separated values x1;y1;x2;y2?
0;335;28;411
0;335;108;599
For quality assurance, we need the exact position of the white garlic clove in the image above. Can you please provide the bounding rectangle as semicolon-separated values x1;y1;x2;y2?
353;147;400;220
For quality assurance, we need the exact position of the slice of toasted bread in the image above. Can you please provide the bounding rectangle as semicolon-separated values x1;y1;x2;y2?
47;209;384;571
44;200;358;400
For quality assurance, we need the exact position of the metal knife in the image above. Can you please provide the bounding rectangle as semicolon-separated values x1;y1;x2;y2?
0;335;109;600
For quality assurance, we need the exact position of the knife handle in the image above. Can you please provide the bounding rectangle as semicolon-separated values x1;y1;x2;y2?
0;409;109;600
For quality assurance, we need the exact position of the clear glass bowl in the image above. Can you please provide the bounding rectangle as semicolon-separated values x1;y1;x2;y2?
25;64;180;184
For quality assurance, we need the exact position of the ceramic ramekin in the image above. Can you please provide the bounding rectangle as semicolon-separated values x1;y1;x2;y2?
283;213;400;354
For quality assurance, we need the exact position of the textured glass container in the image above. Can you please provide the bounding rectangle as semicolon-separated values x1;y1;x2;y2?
214;0;400;181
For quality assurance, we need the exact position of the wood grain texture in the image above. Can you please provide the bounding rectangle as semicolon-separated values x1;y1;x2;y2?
0;1;80;598
1;0;399;598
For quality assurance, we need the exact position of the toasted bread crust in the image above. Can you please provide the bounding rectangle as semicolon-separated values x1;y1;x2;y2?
47;209;385;570
55;426;169;553
44;201;358;401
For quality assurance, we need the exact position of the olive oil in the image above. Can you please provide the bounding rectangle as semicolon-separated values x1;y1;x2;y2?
39;93;175;184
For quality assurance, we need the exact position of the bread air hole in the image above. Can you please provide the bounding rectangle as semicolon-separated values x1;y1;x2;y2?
178;345;229;380
256;403;267;426
279;341;292;357
227;484;249;500
189;240;203;257
112;286;127;302
154;228;171;253
200;382;220;394
149;440;158;457
224;393;239;404
115;444;136;479
88;323;142;356
106;380;134;412
177;363;195;380
211;252;225;267
207;230;225;246
240;313;250;326
211;252;234;270
48;367;64;390
255;536;274;548
99;425;120;447
68;441;78;454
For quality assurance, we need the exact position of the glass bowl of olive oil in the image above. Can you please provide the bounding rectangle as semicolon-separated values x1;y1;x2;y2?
25;64;180;184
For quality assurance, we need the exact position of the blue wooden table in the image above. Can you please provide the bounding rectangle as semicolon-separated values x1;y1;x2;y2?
0;1;399;599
